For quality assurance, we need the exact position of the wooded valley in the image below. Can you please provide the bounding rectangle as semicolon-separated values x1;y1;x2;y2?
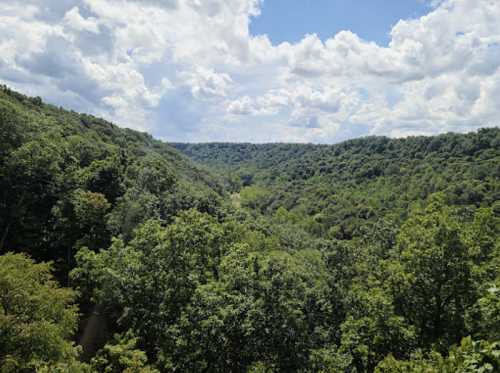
1;85;499;372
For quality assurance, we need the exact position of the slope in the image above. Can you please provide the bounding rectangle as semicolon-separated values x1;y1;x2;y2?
173;130;500;239
0;85;225;268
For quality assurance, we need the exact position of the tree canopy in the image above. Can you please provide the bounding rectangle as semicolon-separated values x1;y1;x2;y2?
0;85;499;372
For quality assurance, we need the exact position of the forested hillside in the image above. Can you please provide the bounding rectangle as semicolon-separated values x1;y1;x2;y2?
0;85;225;263
174;133;499;240
1;86;499;372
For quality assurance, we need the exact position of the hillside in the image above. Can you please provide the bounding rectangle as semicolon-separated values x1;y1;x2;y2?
0;85;225;267
1;87;499;372
174;132;500;239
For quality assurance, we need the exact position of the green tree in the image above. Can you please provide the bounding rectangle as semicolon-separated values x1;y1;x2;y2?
376;337;500;373
240;186;271;212
467;279;500;341
388;195;474;350
79;155;124;204
171;247;332;372
72;210;240;357
339;285;416;371
90;333;158;373
0;253;86;371
1;137;63;254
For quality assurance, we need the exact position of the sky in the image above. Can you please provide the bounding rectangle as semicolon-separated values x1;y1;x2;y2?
1;0;499;143
250;0;430;46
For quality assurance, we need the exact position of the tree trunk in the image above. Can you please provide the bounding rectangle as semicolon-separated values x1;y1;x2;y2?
0;221;11;251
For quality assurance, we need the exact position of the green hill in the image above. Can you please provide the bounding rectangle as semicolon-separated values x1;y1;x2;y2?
0;85;224;267
1;87;499;372
173;131;500;239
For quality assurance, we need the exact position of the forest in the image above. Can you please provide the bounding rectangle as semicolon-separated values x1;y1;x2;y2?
1;85;499;372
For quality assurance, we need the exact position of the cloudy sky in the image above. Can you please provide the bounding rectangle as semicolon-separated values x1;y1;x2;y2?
1;0;499;143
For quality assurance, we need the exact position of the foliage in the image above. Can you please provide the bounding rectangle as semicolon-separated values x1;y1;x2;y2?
169;247;332;371
1;86;499;372
90;333;158;373
173;128;500;239
0;85;224;267
388;196;475;350
0;253;86;372
375;337;500;373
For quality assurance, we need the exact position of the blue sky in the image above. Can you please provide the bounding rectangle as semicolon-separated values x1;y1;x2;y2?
0;0;499;143
251;0;431;46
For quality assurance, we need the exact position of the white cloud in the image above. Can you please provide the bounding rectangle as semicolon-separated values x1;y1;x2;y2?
0;0;498;142
182;67;233;99
63;6;99;33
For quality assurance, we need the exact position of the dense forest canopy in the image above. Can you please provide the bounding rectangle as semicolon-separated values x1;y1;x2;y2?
1;85;499;372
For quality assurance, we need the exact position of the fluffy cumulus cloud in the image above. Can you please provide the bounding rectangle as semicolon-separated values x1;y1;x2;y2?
0;0;499;142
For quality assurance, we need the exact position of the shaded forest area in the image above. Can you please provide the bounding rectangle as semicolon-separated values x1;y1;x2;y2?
1;85;499;372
